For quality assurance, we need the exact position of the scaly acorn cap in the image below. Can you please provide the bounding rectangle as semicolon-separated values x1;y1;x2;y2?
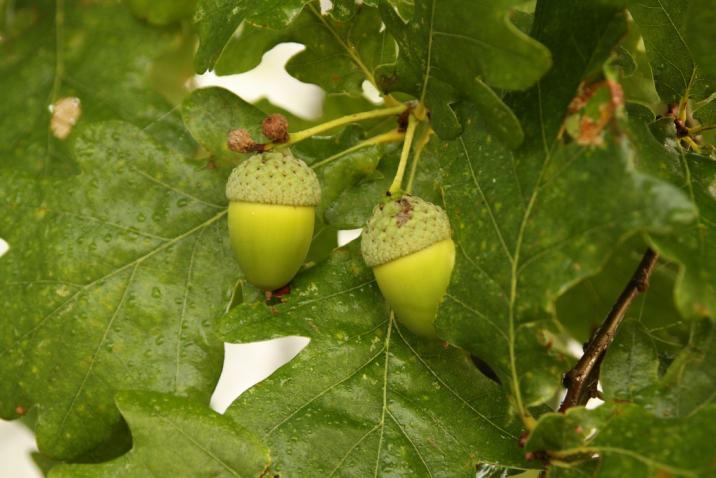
226;150;321;207
361;195;451;267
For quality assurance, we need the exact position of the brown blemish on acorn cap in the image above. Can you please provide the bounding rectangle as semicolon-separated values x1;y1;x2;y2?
226;149;321;207
361;195;451;267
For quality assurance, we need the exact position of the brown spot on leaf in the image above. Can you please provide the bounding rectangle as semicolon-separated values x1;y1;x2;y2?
15;405;26;416
50;97;81;140
565;80;624;147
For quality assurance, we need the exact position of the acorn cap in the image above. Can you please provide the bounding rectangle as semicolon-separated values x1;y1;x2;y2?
361;195;451;267
226;150;321;207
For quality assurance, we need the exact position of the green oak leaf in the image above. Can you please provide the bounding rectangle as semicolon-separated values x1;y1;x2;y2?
217;4;393;95
376;0;552;143
600;321;662;403
434;0;695;410
686;0;716;80
527;403;716;477
0;1;195;175
628;0;716;123
612;16;661;112
0;122;236;460
181;87;266;161
325;0;358;21
123;0;197;25
220;243;533;476
555;237;685;346
626;104;716;319
49;392;271;478
193;0;311;73
602;318;716;418
213;3;394;121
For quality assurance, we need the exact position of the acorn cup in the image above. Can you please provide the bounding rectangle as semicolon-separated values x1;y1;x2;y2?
361;196;456;338
225;149;321;291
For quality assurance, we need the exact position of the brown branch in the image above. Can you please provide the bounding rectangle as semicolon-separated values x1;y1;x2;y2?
559;248;659;412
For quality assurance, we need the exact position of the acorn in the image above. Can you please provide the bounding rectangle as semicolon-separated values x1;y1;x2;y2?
361;196;455;338
226;150;321;291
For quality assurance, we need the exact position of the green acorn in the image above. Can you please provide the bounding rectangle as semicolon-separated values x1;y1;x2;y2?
361;195;455;338
226;150;321;291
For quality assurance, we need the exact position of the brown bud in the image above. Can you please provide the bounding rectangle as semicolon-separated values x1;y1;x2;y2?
262;114;289;143
227;129;256;153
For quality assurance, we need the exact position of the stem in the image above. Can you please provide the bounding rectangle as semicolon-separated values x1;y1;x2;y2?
311;130;405;169
284;104;407;146
559;248;659;412
688;123;716;134
406;126;433;193
388;114;418;195
682;135;702;153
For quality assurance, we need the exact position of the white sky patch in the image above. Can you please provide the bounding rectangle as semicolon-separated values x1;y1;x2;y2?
362;79;384;104
211;337;309;414
338;228;362;246
195;43;325;120
0;421;40;478
0;239;8;258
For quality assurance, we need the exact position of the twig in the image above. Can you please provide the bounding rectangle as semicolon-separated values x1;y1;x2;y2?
559;248;659;412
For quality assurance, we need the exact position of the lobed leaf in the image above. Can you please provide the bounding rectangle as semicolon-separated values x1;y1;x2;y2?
376;0;552;143
0;1;195;175
628;0;716;124
181;87;266;161
50;391;270;478
626;104;716;319
193;0;311;73
527;403;716;477
0;122;236;459
602;318;716;418
220;243;533;476
434;0;695;410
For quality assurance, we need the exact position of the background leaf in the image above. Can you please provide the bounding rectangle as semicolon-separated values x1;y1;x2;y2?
376;0;552;143
0;1;195;175
434;0;695;411
626;104;716;319
50;391;270;478
193;0;311;73
555;236;685;346
213;2;395;121
628;0;716;123
0;122;235;459
602;318;716;418
686;0;716;80
220;244;533;477
527;403;716;477
181;87;266;161
123;0;197;25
